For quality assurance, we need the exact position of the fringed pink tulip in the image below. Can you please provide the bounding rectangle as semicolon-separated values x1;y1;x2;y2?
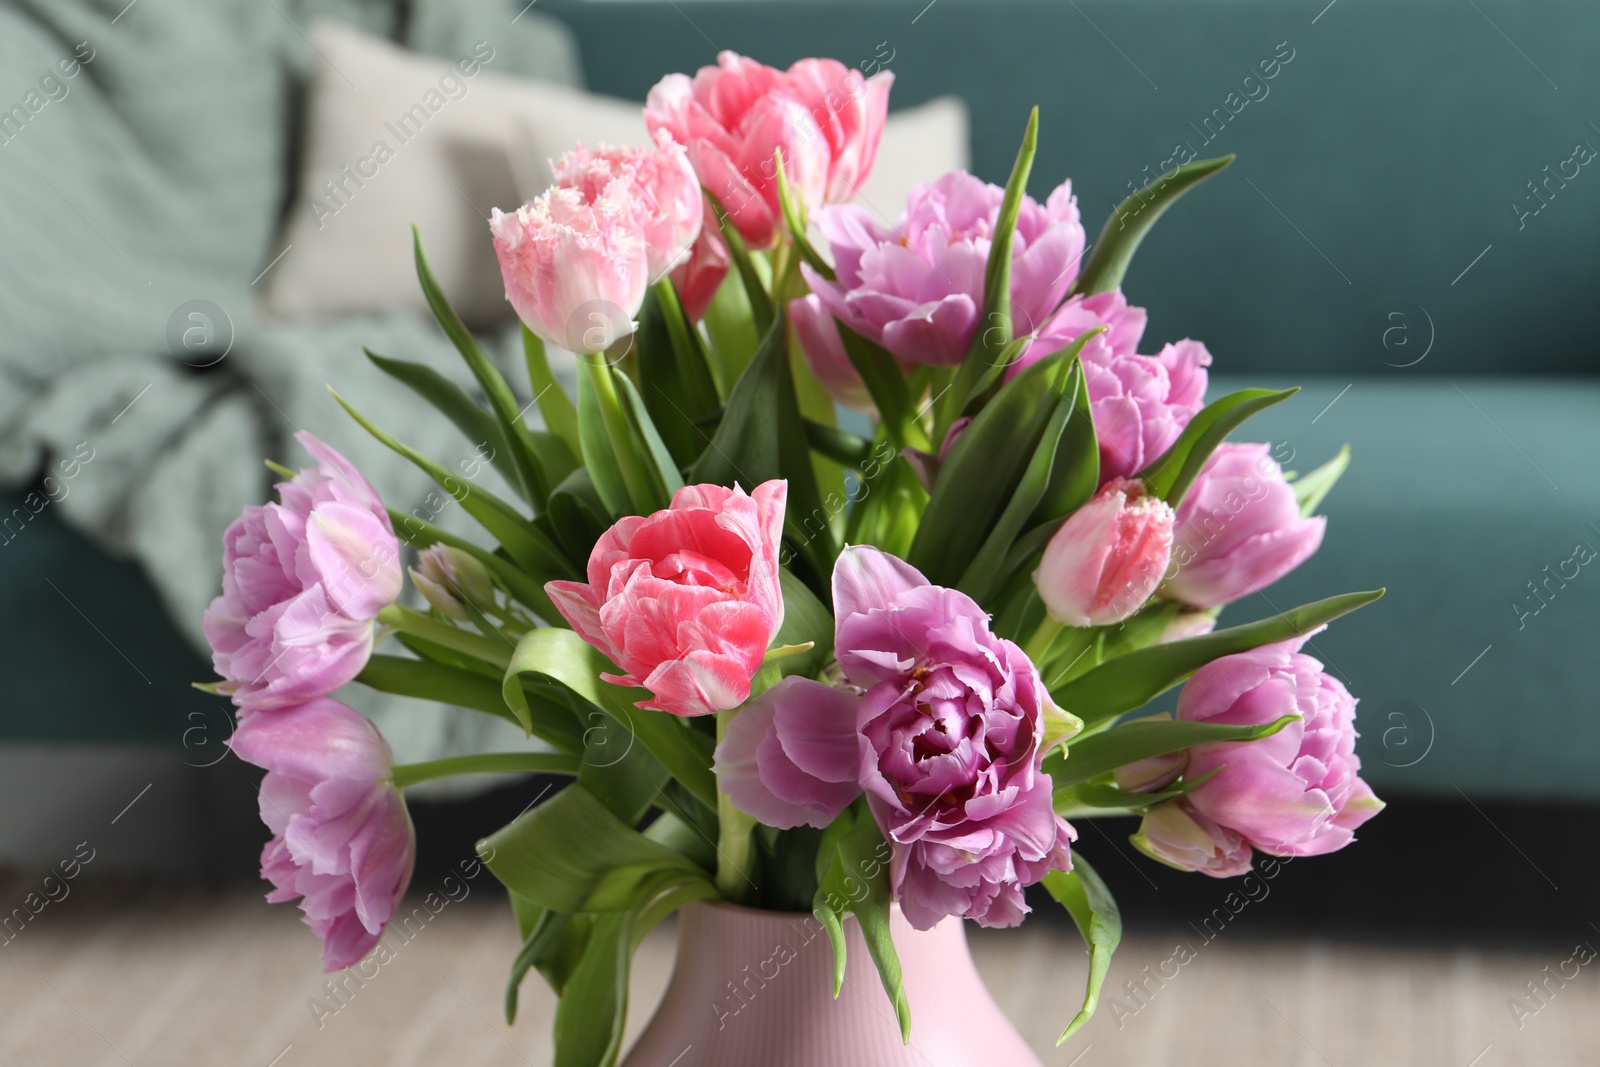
803;171;1085;367
550;130;703;281
230;697;415;971
1035;478;1174;627
491;188;648;354
715;545;1075;930
645;52;892;248
204;432;401;710
1164;443;1326;609
1141;634;1384;874
546;481;787;717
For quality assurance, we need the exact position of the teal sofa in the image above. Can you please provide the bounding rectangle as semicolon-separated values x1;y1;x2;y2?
4;0;1597;803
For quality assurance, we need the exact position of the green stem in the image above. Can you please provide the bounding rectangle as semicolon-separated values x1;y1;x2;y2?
714;708;758;904
391;752;579;789
580;350;658;511
376;604;513;670
1024;614;1065;665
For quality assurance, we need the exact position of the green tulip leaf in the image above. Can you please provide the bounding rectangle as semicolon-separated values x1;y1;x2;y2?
332;389;572;582
708;192;774;337
501;628;717;811
1054;589;1384;726
1043;854;1121;1044
1138;387;1298;505
414;227;552;506
812;800;909;1041
1048;714;1299;793
909;343;1077;588
638;280;722;467
1073;155;1234;297
688;307;832;580
522;326;583;461
936;108;1039;434
1293;444;1351;517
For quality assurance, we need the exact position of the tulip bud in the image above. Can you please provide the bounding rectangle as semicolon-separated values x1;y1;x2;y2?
1035;478;1174;627
1115;749;1188;794
1159;609;1219;644
1130;800;1253;878
410;545;494;621
1163;442;1325;609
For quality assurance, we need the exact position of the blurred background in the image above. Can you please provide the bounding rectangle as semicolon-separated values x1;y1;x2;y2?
1;0;1597;1063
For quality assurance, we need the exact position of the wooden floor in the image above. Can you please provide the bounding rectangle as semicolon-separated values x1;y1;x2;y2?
1;875;1594;1066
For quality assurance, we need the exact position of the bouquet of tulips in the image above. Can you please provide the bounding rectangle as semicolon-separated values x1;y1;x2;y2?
204;51;1384;1063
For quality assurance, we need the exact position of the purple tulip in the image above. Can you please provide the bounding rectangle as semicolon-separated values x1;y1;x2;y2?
715;545;1075;930
204;432;402;710
1008;289;1211;483
802;171;1085;367
790;293;875;411
1164;442;1325;609
230;697;416;971
1131;635;1383;875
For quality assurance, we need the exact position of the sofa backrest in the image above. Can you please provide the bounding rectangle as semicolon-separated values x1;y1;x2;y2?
545;0;1599;377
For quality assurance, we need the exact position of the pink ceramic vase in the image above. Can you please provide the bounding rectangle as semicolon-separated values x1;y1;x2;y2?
621;900;1044;1066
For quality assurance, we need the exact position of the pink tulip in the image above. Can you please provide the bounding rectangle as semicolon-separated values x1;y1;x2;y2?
790;293;874;411
1035;478;1174;627
1131;801;1253;878
646;52;892;248
1146;635;1384;871
1004;288;1211;483
670;199;730;322
1164;443;1326;609
490;188;649;355
204;432;402;710
546;481;787;717
550;130;703;281
715;545;1075;930
803;171;1085;367
230;697;416;971
783;58;894;203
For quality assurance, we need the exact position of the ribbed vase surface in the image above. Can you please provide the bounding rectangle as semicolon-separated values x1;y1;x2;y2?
621;900;1044;1067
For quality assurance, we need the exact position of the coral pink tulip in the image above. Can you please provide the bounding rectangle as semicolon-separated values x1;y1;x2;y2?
1035;478;1174;627
546;481;787;717
645;52;892;248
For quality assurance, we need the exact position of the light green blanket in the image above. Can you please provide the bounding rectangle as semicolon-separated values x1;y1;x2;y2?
0;0;580;775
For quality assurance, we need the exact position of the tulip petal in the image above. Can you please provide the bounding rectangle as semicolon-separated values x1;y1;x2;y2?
715;677;861;828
